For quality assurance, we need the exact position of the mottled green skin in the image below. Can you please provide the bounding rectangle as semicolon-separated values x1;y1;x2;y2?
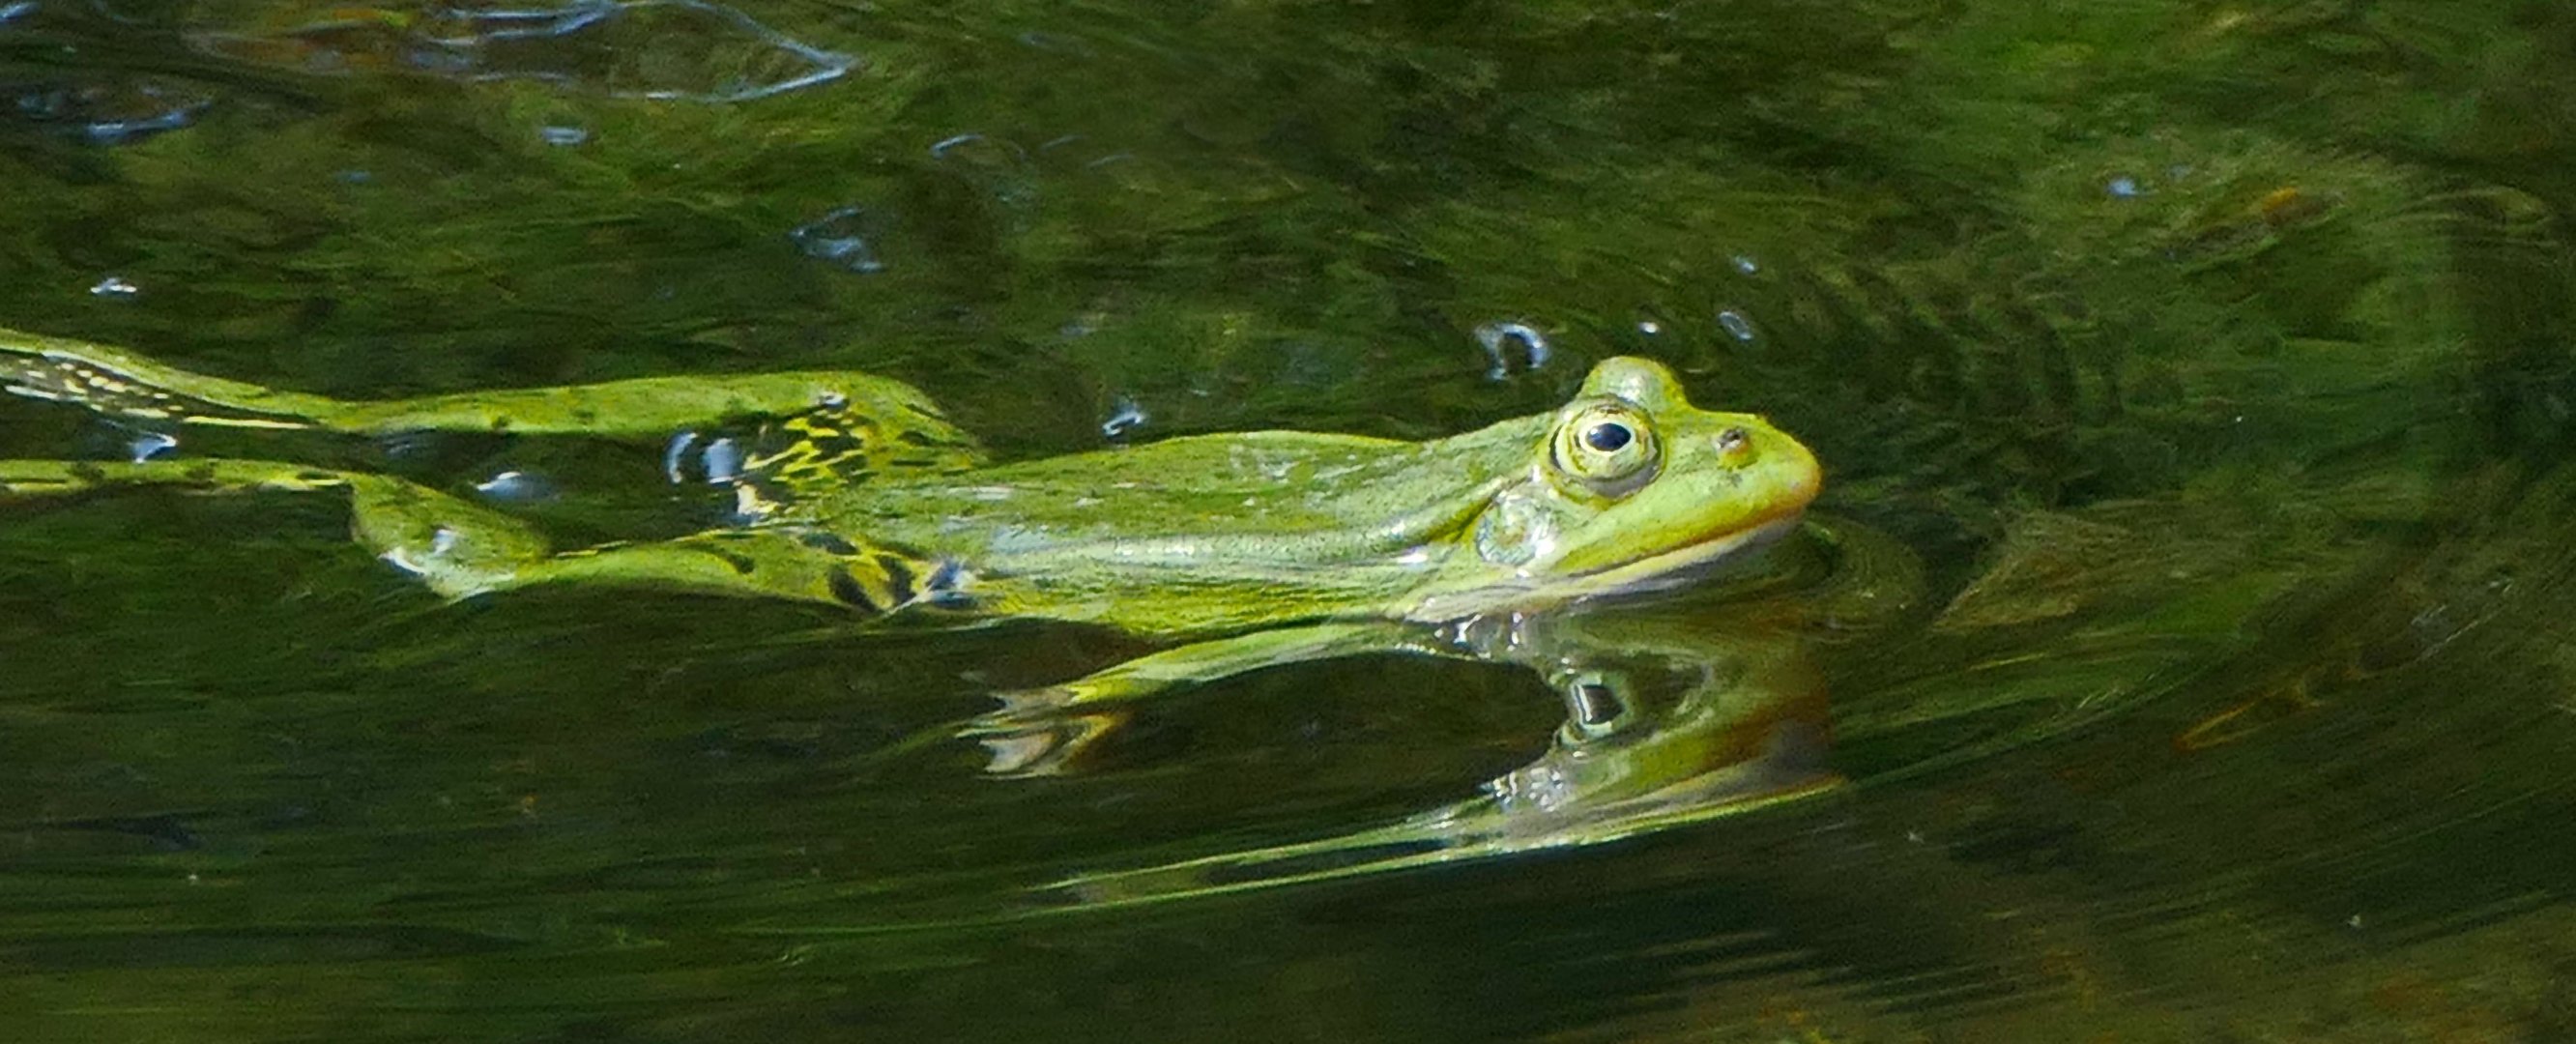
0;328;1821;642
793;361;1821;635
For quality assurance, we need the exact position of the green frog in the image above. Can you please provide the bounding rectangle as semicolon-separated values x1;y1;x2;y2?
0;326;1823;772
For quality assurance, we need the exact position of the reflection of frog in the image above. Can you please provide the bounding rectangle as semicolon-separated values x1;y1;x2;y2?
1028;579;1881;908
1;328;1821;733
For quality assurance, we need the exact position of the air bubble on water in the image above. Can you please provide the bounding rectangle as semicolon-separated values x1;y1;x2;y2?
473;470;556;502
1717;309;1758;343
663;430;699;483
1633;306;1677;340
1474;321;1550;381
701;436;742;483
0;3;36;27
788;205;883;274
537;124;589;146
128;431;176;462
2106;175;2142;199
1730;254;1760;276
1101;396;1147;441
655;428;743;484
89;275;138;298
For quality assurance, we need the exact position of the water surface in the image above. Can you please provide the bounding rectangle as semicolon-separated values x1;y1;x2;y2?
5;0;2576;1039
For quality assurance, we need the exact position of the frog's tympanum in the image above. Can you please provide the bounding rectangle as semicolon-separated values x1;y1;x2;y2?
2;327;1836;893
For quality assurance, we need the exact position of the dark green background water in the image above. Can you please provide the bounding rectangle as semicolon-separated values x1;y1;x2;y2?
6;0;2576;1039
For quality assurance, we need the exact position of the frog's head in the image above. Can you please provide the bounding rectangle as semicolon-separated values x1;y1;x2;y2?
1415;357;1820;617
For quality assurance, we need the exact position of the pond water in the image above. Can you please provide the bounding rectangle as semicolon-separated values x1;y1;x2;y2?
5;0;2576;1040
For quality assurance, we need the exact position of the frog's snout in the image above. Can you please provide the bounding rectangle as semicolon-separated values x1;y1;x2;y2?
1738;420;1822;512
1775;432;1824;509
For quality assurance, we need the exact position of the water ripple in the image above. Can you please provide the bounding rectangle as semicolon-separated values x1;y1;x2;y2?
190;0;854;103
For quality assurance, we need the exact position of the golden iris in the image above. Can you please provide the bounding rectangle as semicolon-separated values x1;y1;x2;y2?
1550;401;1660;497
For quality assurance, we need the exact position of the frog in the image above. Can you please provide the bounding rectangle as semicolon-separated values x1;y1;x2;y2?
0;326;1823;775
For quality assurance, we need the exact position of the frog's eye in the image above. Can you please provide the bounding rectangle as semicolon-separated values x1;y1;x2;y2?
1551;401;1661;496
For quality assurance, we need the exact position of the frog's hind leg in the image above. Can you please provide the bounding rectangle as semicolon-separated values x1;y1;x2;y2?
2;327;985;495
0;458;346;499
1;330;342;429
510;528;948;615
0;457;940;611
1;458;550;598
1;325;980;446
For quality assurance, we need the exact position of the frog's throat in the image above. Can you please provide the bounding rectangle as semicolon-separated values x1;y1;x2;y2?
1401;512;1808;623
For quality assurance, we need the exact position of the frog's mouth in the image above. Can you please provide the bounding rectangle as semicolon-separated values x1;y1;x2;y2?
1405;509;1810;622
1557;510;1809;600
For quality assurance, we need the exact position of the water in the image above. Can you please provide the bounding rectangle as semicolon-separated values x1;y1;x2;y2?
5;0;2576;1039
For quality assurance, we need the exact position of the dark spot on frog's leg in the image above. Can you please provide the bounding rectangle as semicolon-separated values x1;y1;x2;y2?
826;566;881;614
184;463;218;483
488;416;512;433
896;430;938;448
571;407;598;424
68;462;106;484
295;470;337;484
794;530;860;556
875;554;917;603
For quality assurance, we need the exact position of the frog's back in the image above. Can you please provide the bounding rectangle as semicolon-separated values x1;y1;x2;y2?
777;423;1533;632
820;427;1493;543
784;421;1524;604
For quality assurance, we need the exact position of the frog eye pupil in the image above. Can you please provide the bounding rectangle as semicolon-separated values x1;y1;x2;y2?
1583;422;1634;452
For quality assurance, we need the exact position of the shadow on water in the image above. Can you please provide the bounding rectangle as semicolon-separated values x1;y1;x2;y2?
5;0;2576;1040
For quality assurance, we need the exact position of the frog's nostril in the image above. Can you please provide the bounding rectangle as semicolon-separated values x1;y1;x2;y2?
1716;426;1750;453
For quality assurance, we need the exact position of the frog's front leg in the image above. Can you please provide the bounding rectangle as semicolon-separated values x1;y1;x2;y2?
966;622;1440;776
0;458;920;611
